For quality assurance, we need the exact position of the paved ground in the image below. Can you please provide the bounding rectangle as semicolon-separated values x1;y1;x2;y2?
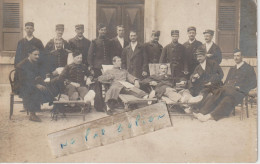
0;95;257;163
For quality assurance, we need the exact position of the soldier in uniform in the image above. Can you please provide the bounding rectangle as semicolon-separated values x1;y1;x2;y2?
15;22;44;66
144;30;163;65
44;38;70;79
159;30;188;84
45;24;70;53
110;25;129;58
201;29;222;64
59;51;94;102
121;30;148;80
69;24;91;66
88;23;112;77
183;26;202;78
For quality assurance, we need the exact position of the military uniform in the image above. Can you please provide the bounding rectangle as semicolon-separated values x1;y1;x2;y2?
45;49;69;78
183;39;202;77
160;41;187;83
144;41;163;64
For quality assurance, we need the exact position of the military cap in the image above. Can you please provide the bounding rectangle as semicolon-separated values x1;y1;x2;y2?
187;26;196;32
75;24;84;29
117;25;124;28
97;23;106;30
233;48;242;54
195;47;206;56
56;24;64;30
25;22;34;27
203;29;214;35
152;30;160;36
171;30;179;36
72;50;82;57
28;46;39;54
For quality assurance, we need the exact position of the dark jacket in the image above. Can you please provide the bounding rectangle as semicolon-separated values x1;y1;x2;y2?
189;59;223;96
144;41;163;64
69;36;91;65
201;43;222;64
224;62;257;94
15;37;44;66
121;42;148;79
141;74;174;98
110;37;129;58
45;38;70;53
87;36;112;69
159;42;187;82
183;39;202;76
59;63;91;86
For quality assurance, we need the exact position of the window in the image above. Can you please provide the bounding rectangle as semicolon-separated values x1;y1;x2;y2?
0;0;23;52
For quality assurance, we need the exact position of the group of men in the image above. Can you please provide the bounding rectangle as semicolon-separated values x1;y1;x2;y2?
14;21;257;122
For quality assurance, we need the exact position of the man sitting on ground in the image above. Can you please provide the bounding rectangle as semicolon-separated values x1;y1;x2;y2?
98;56;146;115
141;64;203;112
194;49;257;121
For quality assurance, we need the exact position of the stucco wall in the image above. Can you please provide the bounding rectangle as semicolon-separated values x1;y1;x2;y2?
154;0;217;46
23;0;91;45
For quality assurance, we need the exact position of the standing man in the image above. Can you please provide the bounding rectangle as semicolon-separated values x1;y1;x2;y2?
69;24;91;66
144;30;163;64
45;24;70;53
15;22;44;66
201;29;222;64
160;30;188;84
194;49;257;121
88;23;112;77
183;26;202;78
121;30;148;80
110;25;129;58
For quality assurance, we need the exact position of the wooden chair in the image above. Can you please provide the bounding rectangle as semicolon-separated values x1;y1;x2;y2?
9;69;27;120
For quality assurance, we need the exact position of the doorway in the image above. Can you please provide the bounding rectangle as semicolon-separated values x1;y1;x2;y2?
97;0;144;43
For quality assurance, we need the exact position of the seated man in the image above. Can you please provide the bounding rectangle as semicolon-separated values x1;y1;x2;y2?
189;47;224;97
141;64;203;109
98;56;146;115
59;51;95;104
45;38;71;80
194;49;257;121
16;47;63;122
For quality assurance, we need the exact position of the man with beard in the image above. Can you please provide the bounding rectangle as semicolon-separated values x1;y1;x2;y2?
69;24;91;66
160;30;188;84
110;25;129;58
183;26;202;78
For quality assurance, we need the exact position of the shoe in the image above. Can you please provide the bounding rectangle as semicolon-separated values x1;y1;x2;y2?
197;114;211;122
188;95;203;103
29;115;42;122
106;109;113;116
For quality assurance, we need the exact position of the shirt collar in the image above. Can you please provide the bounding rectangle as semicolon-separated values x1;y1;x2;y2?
117;36;124;41
189;39;196;44
236;61;245;69
200;59;207;70
26;35;34;41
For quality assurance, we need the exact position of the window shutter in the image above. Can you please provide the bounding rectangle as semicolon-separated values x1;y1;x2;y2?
1;0;23;51
217;0;239;58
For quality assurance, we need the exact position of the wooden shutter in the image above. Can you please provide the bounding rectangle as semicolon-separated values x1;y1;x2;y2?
0;0;23;51
216;0;239;58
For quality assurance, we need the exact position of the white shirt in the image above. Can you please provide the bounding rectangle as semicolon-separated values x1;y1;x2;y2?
205;41;213;52
200;59;206;70
26;36;34;41
131;42;137;51
117;36;124;48
77;36;83;40
189;39;196;44
236;61;244;69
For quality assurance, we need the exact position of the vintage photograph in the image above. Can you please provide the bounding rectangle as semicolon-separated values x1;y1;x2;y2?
0;0;258;162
